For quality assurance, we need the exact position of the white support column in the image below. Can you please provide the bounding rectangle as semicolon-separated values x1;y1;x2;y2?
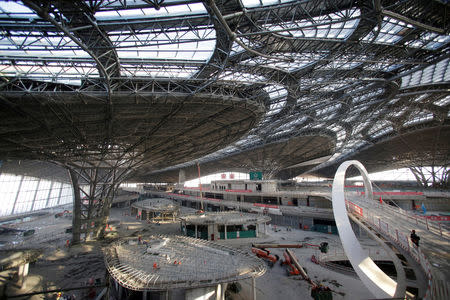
224;225;227;240
216;283;222;300
17;263;29;288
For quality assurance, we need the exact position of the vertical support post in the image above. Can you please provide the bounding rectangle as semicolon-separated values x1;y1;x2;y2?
216;283;222;300
56;182;64;205
30;179;41;212
44;181;55;207
224;225;227;240
425;217;429;230
197;162;203;211
11;175;24;215
252;277;256;300
195;224;198;238
69;169;82;244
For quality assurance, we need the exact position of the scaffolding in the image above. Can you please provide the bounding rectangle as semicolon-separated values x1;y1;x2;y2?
103;235;266;291
131;199;180;223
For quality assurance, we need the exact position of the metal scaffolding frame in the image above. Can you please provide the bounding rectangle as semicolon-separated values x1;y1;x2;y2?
104;235;266;291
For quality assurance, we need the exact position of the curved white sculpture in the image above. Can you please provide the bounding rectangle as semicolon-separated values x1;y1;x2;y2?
332;160;397;298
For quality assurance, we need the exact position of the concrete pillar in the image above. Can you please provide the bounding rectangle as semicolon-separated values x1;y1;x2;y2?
255;224;259;237
224;225;227;240
214;283;227;300
216;283;221;300
17;263;29;288
185;287;216;300
195;224;198;238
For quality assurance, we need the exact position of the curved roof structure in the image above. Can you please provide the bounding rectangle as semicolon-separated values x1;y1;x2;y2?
315;125;450;178
143;133;335;182
0;0;448;181
104;235;266;291
132;198;179;213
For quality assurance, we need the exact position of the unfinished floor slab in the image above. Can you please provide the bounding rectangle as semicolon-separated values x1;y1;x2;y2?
104;235;266;299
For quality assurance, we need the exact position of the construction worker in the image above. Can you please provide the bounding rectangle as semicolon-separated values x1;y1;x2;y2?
410;230;420;247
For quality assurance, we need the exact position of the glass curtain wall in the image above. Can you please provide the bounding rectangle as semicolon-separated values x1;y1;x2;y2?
0;173;73;217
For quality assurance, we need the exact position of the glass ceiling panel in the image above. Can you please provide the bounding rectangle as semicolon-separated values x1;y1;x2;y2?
219;71;266;83
434;95;450;107
242;52;328;72
405;32;450;50
242;0;306;9
0;31;90;58
401;58;449;87
94;2;206;20
0;1;37;19
262;8;360;40
403;111;434;127
120;64;199;78
0;60;98;84
363;16;413;45
108;27;216;61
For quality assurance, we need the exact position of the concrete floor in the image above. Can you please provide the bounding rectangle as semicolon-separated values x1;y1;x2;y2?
0;205;408;299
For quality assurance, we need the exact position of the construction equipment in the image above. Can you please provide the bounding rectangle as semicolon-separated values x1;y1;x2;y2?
251;247;279;267
252;242;329;253
285;249;316;286
281;250;300;276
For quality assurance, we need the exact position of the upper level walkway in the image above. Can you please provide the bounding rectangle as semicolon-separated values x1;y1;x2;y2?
346;192;450;300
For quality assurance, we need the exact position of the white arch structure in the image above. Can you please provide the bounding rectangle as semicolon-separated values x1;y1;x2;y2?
331;160;397;298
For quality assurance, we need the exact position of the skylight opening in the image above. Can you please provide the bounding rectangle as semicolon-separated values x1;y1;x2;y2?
0;31;90;58
261;8;360;40
364;62;402;72
0;1;37;19
264;85;288;99
352;88;384;104
109;28;216;61
434;95;450;107
401;58;450;87
242;52;328;72
241;0;297;9
120;64;199;78
403;112;434;127
405;32;450;50
94;2;207;20
0;60;99;84
363;16;412;45
219;71;266;83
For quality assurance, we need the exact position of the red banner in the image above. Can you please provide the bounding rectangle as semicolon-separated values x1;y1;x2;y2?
225;189;252;193
253;203;279;209
423;215;450;221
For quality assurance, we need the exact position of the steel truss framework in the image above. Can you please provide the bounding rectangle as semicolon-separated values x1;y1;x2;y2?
0;0;449;238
